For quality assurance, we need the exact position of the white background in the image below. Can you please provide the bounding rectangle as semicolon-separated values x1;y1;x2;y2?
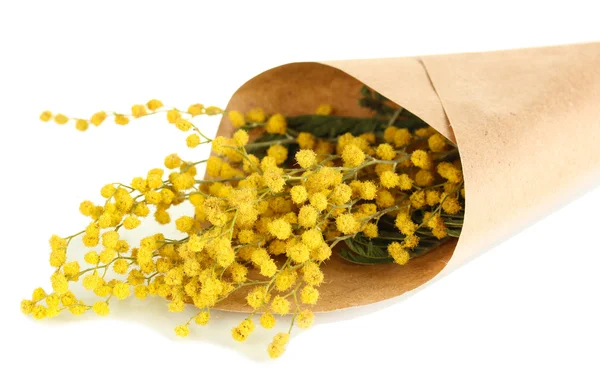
1;1;599;382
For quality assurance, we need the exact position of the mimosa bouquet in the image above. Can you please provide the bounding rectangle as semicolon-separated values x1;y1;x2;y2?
21;43;600;358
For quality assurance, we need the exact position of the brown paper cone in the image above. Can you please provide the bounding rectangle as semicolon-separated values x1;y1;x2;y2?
212;42;600;312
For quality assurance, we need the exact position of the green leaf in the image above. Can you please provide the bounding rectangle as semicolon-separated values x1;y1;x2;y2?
286;114;427;139
287;115;383;138
357;86;397;117
339;233;395;265
338;230;455;265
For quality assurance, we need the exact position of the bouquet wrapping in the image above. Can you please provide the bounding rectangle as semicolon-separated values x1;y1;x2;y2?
213;42;600;312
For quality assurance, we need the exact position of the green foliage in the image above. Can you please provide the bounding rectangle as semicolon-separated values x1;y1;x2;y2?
340;233;395;265
357;85;429;130
339;231;452;265
287;115;384;138
358;86;397;116
286;112;427;140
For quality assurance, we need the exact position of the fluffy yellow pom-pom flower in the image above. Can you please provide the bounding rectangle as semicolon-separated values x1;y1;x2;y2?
131;104;147;118
114;114;129;125
342;144;365;167
266;113;286;134
296;132;316;149
295;149;317;168
415;169;434;187
112;282;130;300
232;318;255;342
437;162;463;183
90;111;107;126
286;242;310;264
260;312;276;329
167;109;181;124
398;174;413;191
92;301;110;316
175;118;192;131
174;324;190;337
270;296;291;315
309;193;328;211
315;104;332;115
302;262;324;286
268;218;292;240
300;285;319;305
380;170;400;189
146;99;163;111
40;110;52;122
267;144;288;165
297;310;315;329
75;119;89;132
195;311;210;326
228;110;245;128
233;129;249;146
336;213;360;234
54;114;68;124
411;150;432;170
428;133;448;152
376;143;396;160
298;205;318;228
246;108;266;123
393;128;412;147
187;103;204;116
267;333;290;359
290;185;308;204
301;228;323;250
388;242;410;265
395;212;418;236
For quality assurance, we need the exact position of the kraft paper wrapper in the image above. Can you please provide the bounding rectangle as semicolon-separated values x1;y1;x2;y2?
212;43;600;312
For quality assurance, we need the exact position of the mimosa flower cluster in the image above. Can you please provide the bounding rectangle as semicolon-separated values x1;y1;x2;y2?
23;98;464;358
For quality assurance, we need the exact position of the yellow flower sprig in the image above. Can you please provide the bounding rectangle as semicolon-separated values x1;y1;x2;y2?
39;100;222;138
25;99;464;358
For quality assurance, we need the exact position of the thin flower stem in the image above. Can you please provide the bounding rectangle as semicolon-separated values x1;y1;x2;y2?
195;177;245;184
289;293;300;333
244;138;295;149
387;107;404;126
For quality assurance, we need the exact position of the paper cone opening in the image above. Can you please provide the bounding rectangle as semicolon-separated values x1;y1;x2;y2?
212;62;461;312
